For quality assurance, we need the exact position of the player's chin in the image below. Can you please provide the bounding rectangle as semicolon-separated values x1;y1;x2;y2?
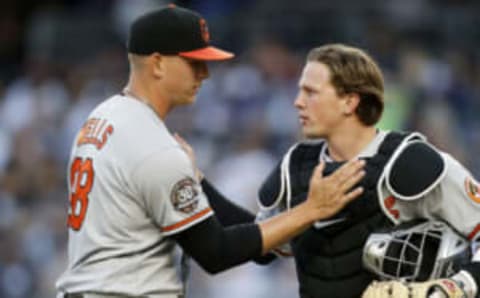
182;94;198;105
302;127;323;139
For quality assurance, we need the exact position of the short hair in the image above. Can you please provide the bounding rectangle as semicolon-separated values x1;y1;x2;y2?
307;44;384;126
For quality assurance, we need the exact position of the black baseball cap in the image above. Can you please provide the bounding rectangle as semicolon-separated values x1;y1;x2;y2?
127;4;234;61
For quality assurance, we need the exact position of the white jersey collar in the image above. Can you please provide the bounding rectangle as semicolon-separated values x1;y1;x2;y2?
319;130;389;162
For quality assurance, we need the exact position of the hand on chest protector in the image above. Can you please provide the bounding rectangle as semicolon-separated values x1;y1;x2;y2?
306;159;365;218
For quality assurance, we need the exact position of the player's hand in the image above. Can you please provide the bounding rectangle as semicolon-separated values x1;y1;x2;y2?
306;159;365;219
361;279;467;298
174;133;204;181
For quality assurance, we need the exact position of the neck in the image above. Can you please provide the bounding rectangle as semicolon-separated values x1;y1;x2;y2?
326;124;377;161
124;75;170;120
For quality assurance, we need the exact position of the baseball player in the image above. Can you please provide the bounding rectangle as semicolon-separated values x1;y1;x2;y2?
55;7;366;298
256;44;480;298
181;44;480;297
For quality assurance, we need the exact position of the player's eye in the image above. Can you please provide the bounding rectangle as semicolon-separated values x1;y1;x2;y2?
303;87;316;96
184;58;207;76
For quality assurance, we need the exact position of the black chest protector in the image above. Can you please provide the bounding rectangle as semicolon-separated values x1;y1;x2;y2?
259;132;411;298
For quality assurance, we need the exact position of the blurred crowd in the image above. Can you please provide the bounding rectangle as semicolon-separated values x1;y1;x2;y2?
0;0;479;297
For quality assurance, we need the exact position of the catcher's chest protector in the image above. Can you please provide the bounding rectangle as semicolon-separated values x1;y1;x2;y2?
285;132;410;298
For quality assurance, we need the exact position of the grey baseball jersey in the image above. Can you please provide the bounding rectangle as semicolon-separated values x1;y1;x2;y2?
56;94;213;297
257;131;480;262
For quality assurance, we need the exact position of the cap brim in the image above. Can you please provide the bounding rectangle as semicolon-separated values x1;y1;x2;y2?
179;46;234;61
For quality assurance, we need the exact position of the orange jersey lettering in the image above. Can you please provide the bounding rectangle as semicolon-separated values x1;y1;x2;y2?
76;118;114;150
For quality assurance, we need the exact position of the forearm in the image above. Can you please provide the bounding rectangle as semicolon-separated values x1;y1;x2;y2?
202;178;311;255
258;201;318;254
174;216;262;274
201;178;276;264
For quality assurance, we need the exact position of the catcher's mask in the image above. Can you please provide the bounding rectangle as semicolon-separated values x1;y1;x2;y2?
363;220;471;282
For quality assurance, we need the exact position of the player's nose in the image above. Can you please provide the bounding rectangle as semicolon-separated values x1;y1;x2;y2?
294;91;305;109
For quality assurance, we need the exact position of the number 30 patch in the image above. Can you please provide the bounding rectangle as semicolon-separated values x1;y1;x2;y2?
170;178;199;214
465;177;480;204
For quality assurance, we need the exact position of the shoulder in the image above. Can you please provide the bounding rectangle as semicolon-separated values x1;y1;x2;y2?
136;144;190;174
131;145;194;193
383;133;446;200
378;130;422;153
103;96;177;154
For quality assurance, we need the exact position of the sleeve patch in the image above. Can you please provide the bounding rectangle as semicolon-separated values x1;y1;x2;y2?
170;178;200;213
465;177;480;204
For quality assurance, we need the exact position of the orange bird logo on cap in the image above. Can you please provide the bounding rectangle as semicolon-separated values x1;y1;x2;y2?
199;18;210;43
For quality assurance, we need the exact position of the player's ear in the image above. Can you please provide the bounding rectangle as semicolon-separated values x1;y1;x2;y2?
151;53;166;79
343;93;360;116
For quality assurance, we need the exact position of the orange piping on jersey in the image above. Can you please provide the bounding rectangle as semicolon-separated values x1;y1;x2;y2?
468;224;480;240
162;207;212;232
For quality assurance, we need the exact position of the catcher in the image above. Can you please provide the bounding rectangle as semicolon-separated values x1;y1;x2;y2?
179;44;480;297
253;44;480;298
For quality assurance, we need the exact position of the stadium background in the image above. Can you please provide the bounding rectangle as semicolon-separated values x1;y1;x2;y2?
0;0;479;297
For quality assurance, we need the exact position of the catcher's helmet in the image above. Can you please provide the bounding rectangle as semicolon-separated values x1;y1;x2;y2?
363;220;471;282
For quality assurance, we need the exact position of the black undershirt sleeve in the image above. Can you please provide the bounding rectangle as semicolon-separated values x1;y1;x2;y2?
201;179;256;225
173;216;263;274
200;178;276;264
